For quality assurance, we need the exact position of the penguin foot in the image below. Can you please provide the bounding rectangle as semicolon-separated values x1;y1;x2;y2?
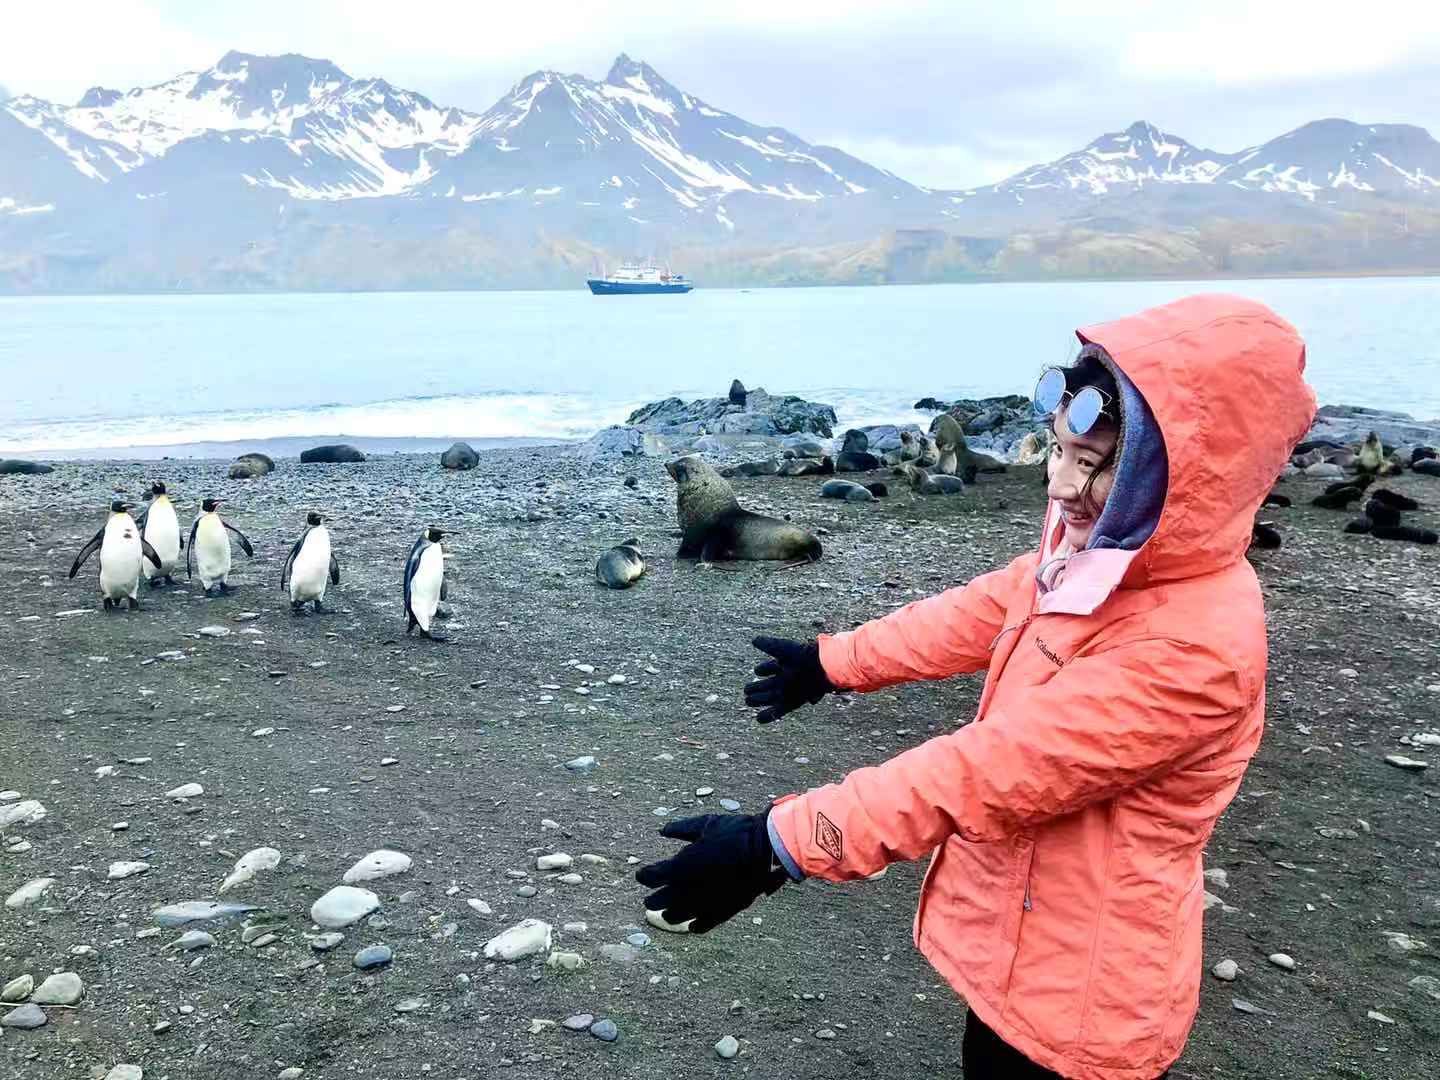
126;597;141;612
421;629;448;643
148;577;163;590
312;600;328;614
219;582;232;595
290;601;307;616
103;598;114;612
164;575;177;587
205;586;221;598
434;606;453;621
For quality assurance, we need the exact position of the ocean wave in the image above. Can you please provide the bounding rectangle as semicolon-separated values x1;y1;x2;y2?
0;386;952;456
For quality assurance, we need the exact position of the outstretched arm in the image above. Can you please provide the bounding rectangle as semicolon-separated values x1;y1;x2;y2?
817;551;1036;691
770;636;1256;881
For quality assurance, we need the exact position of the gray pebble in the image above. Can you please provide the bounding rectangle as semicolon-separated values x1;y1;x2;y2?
0;1002;46;1029
517;885;538;898
590;1018;619;1042
563;1013;594;1031
353;944;393;970
719;799;741;812
716;1034;740;1059
626;932;651;947
30;971;83;1005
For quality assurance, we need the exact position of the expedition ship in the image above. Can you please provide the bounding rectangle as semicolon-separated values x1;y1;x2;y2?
586;261;693;295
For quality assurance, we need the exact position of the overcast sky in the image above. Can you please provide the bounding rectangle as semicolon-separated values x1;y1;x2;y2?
3;1;1438;188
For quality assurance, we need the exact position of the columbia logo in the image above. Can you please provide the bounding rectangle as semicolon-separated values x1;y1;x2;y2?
1035;638;1066;668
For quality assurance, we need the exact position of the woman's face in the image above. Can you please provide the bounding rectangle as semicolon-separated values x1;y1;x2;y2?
1046;405;1118;549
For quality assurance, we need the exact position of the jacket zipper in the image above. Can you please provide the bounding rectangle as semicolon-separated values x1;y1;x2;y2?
1023;879;1032;911
988;615;1033;653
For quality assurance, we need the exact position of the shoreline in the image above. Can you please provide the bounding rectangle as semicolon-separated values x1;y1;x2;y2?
3;434;574;464
2;268;1440;301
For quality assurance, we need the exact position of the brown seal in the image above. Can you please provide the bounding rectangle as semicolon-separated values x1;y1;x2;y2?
666;455;822;562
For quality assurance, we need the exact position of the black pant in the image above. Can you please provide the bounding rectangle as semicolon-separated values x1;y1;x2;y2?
962;1010;1170;1079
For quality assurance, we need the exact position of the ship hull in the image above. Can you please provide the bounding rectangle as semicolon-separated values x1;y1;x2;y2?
587;279;693;295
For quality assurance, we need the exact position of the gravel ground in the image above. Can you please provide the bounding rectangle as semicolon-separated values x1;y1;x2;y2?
0;448;1438;1080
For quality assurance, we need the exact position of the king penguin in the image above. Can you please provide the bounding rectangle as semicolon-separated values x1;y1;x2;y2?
187;498;254;597
281;511;340;614
69;500;163;611
136;481;182;588
403;527;450;640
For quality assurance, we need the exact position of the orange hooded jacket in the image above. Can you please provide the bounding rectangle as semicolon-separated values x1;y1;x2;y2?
769;295;1317;1080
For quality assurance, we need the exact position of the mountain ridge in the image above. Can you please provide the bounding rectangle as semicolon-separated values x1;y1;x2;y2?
2;51;1439;292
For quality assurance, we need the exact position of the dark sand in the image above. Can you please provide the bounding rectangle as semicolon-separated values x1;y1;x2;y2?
0;448;1437;1079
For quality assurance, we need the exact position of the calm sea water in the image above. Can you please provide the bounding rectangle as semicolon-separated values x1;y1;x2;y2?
2;277;1437;457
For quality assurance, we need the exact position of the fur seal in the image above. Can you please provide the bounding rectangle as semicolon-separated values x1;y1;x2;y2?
902;463;965;495
1373;524;1438;545
1250;521;1282;550
880;431;925;469
1415;459;1440;478
0;459;54;475
1371;488;1420;511
729;379;747;406
1411;446;1438;466
820;479;875;502
834;430;881;473
666;455;822;563
1261;491;1292;508
596;538;646;589
719;459;781;478
1325;476;1372;496
1312;489;1363;510
229;452;275;480
929;413;1004;481
1343;517;1373;535
1363;498;1401;527
1358;432;1389;474
864;482;888;498
778;456;834;477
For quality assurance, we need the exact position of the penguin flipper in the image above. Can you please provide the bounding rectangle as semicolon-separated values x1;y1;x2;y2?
69;528;105;579
402;534;427;621
186;518;200;579
280;531;306;589
224;521;255;557
439;576;449;602
329;554;341;585
134;506;150;532
140;539;163;569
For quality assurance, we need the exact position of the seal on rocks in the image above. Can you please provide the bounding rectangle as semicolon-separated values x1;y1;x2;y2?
0;459;54;475
1415;459;1440;478
819;479;875;502
728;379;747;406
1357;432;1386;473
719;459;781;478
833;430;881;473
229;452;274;480
595;538;646;589
300;444;366;464
778;456;834;477
666;455;822;563
901;463;965;495
441;442;479;470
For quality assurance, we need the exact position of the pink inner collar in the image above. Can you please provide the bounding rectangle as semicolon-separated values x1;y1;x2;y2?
1034;501;1141;616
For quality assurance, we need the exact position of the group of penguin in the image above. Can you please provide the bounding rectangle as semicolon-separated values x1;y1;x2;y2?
67;482;452;640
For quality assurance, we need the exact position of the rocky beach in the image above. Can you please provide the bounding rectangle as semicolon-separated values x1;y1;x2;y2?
1;414;1439;1079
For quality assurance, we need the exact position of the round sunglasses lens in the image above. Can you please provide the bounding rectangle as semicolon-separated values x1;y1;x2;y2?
1067;386;1104;434
1033;368;1066;415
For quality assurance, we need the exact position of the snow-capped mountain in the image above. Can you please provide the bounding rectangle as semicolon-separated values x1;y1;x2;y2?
2;50;1439;292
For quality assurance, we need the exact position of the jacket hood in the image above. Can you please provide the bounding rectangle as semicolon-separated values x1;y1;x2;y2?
1037;294;1315;611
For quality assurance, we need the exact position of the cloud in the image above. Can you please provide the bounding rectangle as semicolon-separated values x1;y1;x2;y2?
2;2;1438;188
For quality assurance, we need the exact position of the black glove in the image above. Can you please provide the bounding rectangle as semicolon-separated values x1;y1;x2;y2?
636;811;792;934
743;635;835;723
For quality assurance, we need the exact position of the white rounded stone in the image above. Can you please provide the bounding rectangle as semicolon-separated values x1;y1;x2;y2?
310;886;380;929
342;849;412;883
483;918;553;961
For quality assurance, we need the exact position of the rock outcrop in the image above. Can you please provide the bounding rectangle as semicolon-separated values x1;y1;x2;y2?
626;386;836;439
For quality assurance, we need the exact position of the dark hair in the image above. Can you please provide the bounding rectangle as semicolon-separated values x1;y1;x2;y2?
1052;352;1120;517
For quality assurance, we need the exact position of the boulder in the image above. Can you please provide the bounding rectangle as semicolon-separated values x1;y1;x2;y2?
578;426;656;466
855;424;924;453
1306;405;1440;450
300;444;365;464
0;459;53;475
441;442;479;470
625;387;836;438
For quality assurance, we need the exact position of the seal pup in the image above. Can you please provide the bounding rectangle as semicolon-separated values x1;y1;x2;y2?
187;498;254;597
1015;431;1048;467
281;512;340;613
404;527;449;639
1261;490;1292;508
69;500;162;611
1411;446;1438;466
1373;524;1438;545
1250;521;1282;550
1343;517;1373;535
901;463;965;495
819;479;875;503
719;459;781;479
864;482;888;498
728;379;747;406
1356;432;1386;474
1312;488;1364;510
1370;488;1419;512
596;538;646;589
136;481;183;588
833;430;880;473
1363;498;1402;528
1416;459;1440;478
666;455;822;563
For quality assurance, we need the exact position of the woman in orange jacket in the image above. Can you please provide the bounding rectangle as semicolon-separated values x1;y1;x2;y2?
636;294;1317;1079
